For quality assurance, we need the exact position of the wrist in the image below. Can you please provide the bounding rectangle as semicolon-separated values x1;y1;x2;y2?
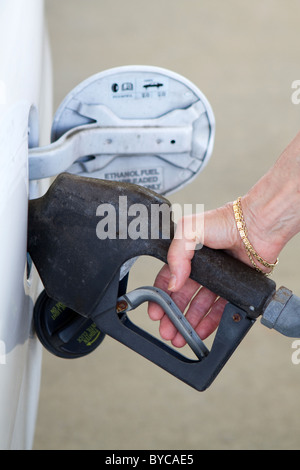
240;171;300;265
233;196;279;274
247;184;300;241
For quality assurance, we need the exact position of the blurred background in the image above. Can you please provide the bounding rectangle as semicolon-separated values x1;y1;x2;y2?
34;0;300;449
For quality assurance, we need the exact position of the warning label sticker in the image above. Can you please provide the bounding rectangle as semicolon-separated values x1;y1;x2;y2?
104;167;164;192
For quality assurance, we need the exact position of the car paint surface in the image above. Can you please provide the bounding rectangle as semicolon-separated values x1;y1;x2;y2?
0;0;52;449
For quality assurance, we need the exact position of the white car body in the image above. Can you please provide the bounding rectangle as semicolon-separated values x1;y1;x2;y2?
0;0;52;449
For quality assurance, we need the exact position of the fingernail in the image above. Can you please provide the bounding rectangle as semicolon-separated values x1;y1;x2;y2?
168;274;177;291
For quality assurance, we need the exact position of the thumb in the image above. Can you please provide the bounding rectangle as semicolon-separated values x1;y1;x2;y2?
167;214;202;291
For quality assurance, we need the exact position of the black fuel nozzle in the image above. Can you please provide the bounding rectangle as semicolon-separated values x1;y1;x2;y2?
28;173;277;390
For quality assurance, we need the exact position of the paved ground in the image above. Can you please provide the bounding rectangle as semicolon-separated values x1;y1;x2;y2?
34;0;300;449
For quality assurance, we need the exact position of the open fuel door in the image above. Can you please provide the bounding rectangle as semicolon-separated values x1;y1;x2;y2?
29;65;215;193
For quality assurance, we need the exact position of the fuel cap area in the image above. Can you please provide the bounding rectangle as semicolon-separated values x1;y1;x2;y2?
33;289;106;359
50;65;215;196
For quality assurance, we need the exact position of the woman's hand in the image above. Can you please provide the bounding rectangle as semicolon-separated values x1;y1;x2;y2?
148;130;300;349
148;203;244;347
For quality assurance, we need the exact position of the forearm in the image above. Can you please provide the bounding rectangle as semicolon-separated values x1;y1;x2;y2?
242;131;300;261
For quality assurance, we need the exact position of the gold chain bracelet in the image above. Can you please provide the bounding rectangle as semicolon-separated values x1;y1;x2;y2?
232;197;278;275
